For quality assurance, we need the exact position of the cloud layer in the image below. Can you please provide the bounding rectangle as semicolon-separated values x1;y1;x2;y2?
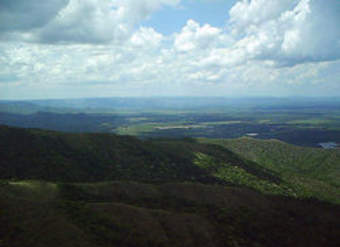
0;0;339;99
0;0;69;32
0;0;180;44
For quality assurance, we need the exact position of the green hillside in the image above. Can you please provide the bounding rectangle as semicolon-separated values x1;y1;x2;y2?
200;137;340;203
0;125;289;194
1;126;340;247
1;125;339;201
1;180;339;247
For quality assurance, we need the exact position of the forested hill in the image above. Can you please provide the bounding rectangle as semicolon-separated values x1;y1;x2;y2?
202;137;340;185
1;125;340;247
1;125;339;203
200;137;340;203
0;125;277;185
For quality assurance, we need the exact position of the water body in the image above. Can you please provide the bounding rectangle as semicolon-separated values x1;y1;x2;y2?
319;142;338;149
246;133;259;137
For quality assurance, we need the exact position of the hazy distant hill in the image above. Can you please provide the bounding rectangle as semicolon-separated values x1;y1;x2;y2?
0;101;47;114
0;112;127;132
3;97;340;113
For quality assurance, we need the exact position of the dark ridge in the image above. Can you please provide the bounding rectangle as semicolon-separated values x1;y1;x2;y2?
0;125;278;185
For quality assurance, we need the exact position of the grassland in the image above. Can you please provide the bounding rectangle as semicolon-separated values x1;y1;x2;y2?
110;106;340;147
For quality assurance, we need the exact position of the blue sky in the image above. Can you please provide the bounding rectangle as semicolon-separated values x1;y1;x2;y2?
0;0;339;99
142;0;237;35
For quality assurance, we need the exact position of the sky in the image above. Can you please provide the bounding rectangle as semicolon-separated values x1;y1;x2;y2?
0;0;339;100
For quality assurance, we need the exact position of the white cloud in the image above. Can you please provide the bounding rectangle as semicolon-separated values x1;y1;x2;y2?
0;0;181;44
174;19;222;52
228;0;340;66
229;0;296;36
130;27;163;48
36;0;119;44
0;0;339;99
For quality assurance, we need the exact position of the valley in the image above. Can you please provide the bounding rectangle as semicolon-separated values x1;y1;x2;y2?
1;98;340;247
1;0;339;246
1;97;340;147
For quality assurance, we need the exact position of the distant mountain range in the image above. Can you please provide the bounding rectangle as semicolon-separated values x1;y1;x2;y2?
2;97;340;113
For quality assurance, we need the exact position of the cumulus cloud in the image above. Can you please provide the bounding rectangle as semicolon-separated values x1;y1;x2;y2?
172;0;340;70
0;0;180;44
36;0;118;44
174;19;222;52
130;27;163;48
228;0;340;66
0;0;339;99
229;0;295;36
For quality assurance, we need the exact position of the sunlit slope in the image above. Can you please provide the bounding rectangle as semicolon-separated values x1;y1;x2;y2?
200;137;340;203
1;180;339;247
1;126;340;246
1;125;339;202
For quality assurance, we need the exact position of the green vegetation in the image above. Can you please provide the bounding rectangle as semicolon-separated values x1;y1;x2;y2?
200;137;340;203
1;125;340;246
286;119;334;125
115;121;197;136
0;125;278;186
1;124;339;203
200;120;243;125
1;180;339;247
194;152;296;196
